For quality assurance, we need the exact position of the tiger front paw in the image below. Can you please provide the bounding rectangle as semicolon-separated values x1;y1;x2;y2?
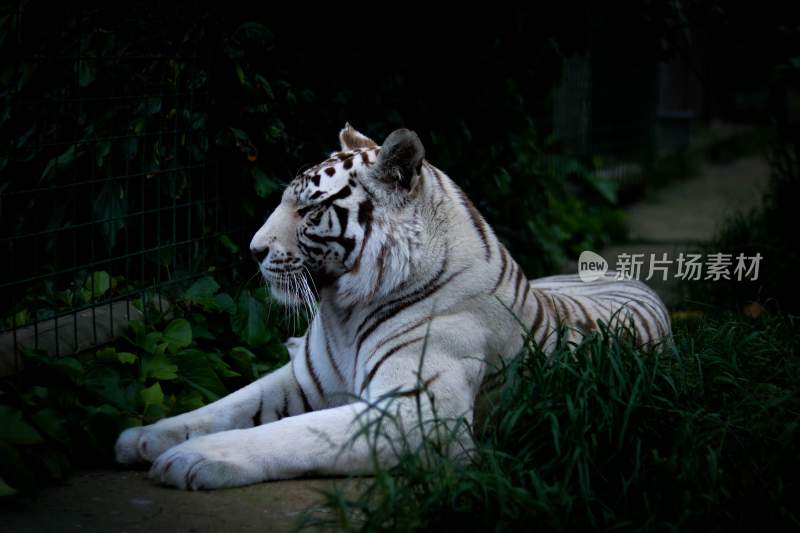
115;420;202;464
148;431;263;490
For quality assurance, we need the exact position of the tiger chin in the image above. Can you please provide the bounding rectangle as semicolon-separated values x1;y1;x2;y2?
115;124;671;490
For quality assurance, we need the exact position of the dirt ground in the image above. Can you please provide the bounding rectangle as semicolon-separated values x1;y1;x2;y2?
2;469;360;533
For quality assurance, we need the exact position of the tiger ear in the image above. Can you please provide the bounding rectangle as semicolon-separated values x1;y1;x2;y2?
374;129;425;190
339;123;378;151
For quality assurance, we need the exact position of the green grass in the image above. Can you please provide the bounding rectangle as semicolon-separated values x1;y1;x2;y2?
303;314;800;532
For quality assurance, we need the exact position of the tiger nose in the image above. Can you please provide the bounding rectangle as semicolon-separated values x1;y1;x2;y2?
251;245;269;264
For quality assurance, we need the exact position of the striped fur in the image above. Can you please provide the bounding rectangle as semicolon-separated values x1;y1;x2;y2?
116;125;671;490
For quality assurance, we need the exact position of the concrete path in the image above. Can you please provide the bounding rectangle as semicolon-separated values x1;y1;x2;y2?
598;156;770;307
625;157;769;243
2;469;360;533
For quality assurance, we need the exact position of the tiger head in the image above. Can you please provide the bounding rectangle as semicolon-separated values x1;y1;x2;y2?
250;124;427;308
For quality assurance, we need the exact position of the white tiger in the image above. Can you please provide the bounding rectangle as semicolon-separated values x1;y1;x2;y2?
115;124;671;489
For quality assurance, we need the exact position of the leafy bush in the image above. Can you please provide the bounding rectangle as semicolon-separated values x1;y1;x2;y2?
1;6;625;305
0;275;295;496
305;313;800;532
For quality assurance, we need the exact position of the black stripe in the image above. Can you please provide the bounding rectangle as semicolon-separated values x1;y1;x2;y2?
491;247;509;293
637;300;665;339
252;403;262;426
519;283;531;312
634;289;670;329
454;185;491;262
602;292;666;336
292;365;314;413
553;295;570;326
427;163;445;190
364;316;431;366
566;294;596;331
280;389;289;418
510;266;525;309
353;262;463;377
323;327;345;383
305;328;325;399
361;336;425;393
332;204;350;234
642;299;669;337
297;382;313;413
630;304;654;343
356;253;448;340
349;199;374;274
371;242;389;296
530;290;545;333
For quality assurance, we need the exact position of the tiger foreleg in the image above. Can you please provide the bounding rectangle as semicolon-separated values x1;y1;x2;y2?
148;361;476;489
115;363;303;464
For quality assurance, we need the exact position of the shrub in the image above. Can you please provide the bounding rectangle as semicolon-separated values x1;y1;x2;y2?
305;313;800;531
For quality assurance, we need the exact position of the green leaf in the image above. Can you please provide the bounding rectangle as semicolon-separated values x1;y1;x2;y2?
17;61;37;92
251;165;281;198
230;127;249;142
228;346;257;380
163;319;192;352
235;22;273;45
10;307;30;327
78;59;96;87
96;140;111;167
23;350;84;379
131;117;146;134
96;346;117;362
0;476;17;497
83;367;139;411
0;406;44;445
31;408;67;442
21;386;48;406
93;182;127;248
176;350;227;400
190;315;216;340
140;382;164;408
117;352;137;364
142;332;163;353
234;63;245;85
219;234;240;254
175;390;205;412
128;320;146;342
83;271;111;299
185;276;219;300
203;350;239;378
41;144;79;182
585;172;619;204
140;351;178;381
214;293;236;314
254;74;275;99
231;292;271;347
184;276;221;310
138;97;162;116
37;448;69;480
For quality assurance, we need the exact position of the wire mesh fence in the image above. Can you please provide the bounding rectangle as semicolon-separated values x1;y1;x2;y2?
0;8;252;373
0;6;690;374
